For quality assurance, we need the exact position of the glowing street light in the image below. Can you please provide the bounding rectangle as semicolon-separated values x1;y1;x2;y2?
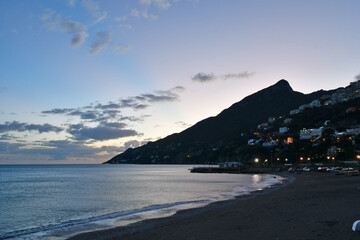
254;158;259;163
300;157;303;161
307;157;311;161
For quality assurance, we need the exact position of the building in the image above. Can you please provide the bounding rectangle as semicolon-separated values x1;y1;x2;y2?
286;137;293;144
279;127;289;134
268;117;275;123
262;140;278;147
309;99;321;108
284;118;292;124
290;109;300;115
299;127;324;140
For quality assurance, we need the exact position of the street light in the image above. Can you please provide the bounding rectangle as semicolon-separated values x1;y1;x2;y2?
254;158;259;163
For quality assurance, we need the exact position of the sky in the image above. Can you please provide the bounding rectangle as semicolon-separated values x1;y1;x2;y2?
1;0;360;164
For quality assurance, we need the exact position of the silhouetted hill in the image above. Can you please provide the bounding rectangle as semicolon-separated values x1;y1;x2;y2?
105;80;332;164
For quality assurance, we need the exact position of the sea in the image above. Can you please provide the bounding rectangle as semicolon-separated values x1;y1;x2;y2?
0;164;284;239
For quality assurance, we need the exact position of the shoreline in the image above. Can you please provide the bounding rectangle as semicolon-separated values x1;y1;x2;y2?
67;173;291;240
68;172;360;240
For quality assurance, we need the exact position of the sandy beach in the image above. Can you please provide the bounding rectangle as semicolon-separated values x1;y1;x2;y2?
69;172;360;240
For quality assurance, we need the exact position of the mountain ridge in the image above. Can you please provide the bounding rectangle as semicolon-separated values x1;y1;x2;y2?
105;80;334;164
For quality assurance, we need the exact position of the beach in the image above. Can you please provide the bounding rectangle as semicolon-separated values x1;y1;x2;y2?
69;172;360;240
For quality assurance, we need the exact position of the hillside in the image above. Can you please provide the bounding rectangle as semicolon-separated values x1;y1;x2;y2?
105;80;332;164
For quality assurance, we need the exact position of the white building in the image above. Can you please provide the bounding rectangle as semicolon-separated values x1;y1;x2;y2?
279;127;289;134
299;127;324;140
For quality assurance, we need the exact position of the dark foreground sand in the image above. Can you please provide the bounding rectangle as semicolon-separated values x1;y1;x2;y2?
69;172;360;240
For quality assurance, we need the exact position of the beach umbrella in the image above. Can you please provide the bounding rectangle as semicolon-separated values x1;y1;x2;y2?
352;220;360;231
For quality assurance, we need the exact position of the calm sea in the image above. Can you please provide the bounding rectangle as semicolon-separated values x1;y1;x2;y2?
0;164;283;239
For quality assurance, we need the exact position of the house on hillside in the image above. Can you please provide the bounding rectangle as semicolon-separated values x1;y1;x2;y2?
290;109;300;115
279;127;289;134
284;118;292;125
262;140;278;147
299;127;324;140
309;100;321;108
268;117;275;123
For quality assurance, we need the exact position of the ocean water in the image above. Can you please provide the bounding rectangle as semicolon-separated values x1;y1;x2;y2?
0;164;283;239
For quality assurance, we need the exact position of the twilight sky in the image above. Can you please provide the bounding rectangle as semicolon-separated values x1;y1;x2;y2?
1;0;360;164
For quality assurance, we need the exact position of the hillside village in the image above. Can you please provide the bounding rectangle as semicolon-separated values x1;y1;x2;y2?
246;80;360;167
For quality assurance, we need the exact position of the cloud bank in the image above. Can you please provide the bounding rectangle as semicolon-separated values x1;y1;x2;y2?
0;121;63;133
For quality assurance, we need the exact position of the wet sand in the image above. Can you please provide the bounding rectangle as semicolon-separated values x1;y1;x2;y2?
69;172;360;240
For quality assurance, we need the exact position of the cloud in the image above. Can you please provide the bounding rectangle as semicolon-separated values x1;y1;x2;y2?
0;121;63;133
42;108;74;114
61;20;89;47
90;31;112;55
175;121;191;128
192;71;256;83
42;9;88;48
81;0;108;24
131;8;140;17
0;140;126;162
139;0;172;9
67;0;76;7
89;31;130;55
124;140;141;149
355;74;360;80
41;86;184;125
113;44;131;54
67;123;138;141
192;73;216;83
223;71;256;79
0;134;17;140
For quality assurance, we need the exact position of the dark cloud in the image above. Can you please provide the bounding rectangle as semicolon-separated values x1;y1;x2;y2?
95;103;122;109
0;140;126;162
40;86;184;127
355;74;360;80
192;71;255;83
42;108;74;114
192;73;215;83
0;134;17;140
0;121;63;133
124;140;141;149
80;111;98;120
67;123;138;141
133;104;148;110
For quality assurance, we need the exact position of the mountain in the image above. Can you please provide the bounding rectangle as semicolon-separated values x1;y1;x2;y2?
104;80;331;164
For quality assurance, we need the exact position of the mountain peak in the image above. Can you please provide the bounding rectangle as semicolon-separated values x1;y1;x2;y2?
271;79;293;92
